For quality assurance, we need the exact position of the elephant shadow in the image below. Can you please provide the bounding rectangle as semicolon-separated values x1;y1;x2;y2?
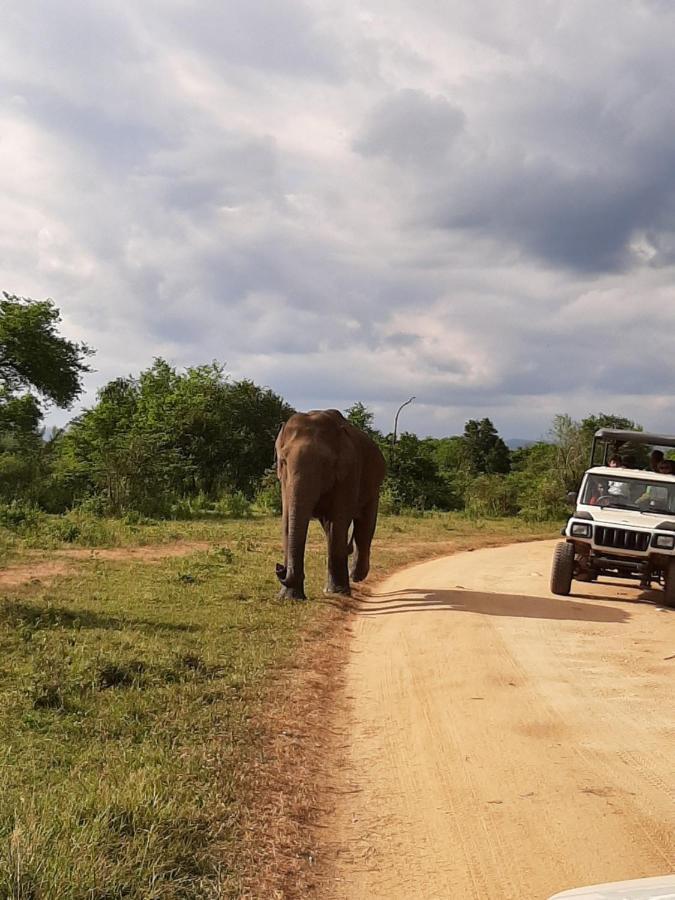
340;587;632;624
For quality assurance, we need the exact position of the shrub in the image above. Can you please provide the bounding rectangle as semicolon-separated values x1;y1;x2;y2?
0;500;43;532
216;491;252;518
46;519;81;543
515;474;568;521
464;475;518;517
170;497;194;520
378;483;400;515
71;495;109;516
253;480;282;515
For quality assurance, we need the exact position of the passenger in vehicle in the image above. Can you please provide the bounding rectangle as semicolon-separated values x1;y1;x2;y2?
588;478;607;505
607;459;630;499
657;459;675;475
650;449;665;471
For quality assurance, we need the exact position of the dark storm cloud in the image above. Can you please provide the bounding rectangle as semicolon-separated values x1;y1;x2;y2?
351;13;675;274
428;159;662;273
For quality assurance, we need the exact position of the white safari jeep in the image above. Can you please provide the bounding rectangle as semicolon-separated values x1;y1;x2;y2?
551;429;675;607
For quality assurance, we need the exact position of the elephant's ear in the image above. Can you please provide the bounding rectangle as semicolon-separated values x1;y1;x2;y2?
275;423;286;479
336;425;357;482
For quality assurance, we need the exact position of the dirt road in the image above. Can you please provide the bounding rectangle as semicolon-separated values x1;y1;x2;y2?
322;540;675;900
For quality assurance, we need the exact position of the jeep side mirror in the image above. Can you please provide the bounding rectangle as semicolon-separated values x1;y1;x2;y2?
566;491;578;506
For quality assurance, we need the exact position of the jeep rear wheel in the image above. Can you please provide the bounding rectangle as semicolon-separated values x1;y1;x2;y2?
663;560;675;608
550;541;575;596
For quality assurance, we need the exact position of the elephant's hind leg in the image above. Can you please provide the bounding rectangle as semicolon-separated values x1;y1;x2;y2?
350;497;379;582
322;517;351;595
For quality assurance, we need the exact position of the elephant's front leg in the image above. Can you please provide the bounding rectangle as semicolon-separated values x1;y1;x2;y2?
350;497;379;583
323;517;351;596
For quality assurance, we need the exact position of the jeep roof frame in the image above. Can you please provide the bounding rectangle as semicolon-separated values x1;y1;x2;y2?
591;428;675;466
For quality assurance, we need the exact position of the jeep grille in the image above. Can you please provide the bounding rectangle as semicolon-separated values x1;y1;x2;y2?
594;526;650;552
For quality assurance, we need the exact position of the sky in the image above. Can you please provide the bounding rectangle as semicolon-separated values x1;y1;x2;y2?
2;1;675;440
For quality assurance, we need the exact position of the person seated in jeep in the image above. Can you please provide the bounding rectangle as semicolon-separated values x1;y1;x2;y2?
587;477;608;505
650;449;665;471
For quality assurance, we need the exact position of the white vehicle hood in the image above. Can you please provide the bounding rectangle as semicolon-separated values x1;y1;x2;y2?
549;873;675;899
578;506;675;530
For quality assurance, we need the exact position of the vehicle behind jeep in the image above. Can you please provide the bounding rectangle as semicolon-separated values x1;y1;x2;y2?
550;429;675;607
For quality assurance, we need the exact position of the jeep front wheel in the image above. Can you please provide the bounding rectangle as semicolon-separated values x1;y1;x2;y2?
550;541;575;596
663;559;675;608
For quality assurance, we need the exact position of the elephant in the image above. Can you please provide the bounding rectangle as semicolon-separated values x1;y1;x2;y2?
275;409;386;600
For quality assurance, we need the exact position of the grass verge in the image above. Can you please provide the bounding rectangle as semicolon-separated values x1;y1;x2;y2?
0;513;558;898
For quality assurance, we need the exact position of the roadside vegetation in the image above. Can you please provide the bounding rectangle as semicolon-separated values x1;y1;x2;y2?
0;293;652;528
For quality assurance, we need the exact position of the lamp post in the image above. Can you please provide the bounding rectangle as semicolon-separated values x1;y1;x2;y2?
390;396;415;467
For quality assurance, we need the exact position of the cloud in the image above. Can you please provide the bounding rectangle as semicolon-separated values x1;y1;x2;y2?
353;89;465;167
3;0;675;440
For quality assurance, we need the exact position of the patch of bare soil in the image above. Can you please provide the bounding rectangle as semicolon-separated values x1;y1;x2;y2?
0;541;211;587
315;540;675;900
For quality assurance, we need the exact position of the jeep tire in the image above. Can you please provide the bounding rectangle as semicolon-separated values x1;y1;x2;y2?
663;559;675;608
550;541;575;596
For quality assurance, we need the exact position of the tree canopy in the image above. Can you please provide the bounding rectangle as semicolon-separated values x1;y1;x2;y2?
59;359;294;513
461;418;511;475
0;293;92;408
0;302;658;524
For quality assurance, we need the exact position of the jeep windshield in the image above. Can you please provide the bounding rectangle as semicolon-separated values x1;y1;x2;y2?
581;473;675;514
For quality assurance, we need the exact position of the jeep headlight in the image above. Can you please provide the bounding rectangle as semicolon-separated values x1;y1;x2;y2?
653;533;675;550
570;522;592;538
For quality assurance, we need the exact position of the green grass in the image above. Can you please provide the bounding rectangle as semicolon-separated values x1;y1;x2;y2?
0;513;558;898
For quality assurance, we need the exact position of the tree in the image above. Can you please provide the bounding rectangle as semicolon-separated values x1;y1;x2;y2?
580;412;646;468
549;414;585;492
0;293;92;407
345;402;380;439
0;293;93;503
507;441;567;520
60;360;294;513
460;418;511;475
385;432;454;510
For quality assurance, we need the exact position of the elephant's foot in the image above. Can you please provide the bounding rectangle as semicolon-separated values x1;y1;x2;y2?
278;585;307;601
350;565;369;583
324;581;351;597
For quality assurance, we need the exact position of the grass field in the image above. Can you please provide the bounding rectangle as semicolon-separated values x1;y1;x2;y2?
0;513;558;898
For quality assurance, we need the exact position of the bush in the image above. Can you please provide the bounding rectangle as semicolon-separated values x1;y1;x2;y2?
46;518;81;543
216;491;252;518
74;495;110;517
378;483;400;515
0;500;43;532
169;492;217;521
169;497;194;520
464;475;518;517
253;480;282;515
515;474;568;521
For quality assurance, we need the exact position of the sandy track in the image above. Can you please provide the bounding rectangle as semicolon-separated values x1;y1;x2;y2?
322;540;675;900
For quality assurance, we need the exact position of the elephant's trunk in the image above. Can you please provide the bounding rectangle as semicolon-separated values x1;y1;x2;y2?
277;485;313;600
